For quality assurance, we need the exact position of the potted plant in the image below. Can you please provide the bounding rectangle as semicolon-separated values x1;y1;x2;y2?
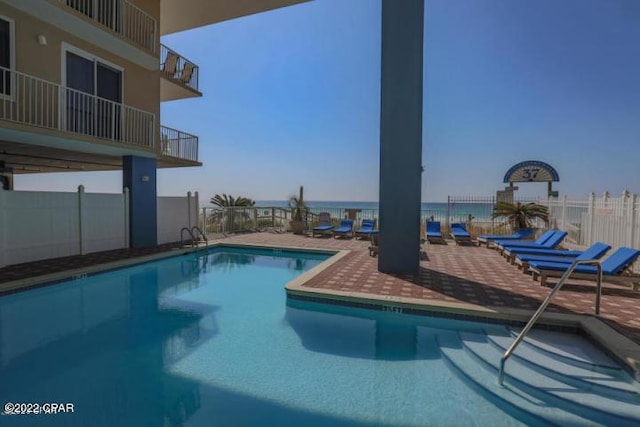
491;201;549;233
288;186;307;234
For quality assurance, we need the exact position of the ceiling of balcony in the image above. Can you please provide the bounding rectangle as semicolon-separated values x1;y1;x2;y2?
160;0;310;35
0;138;199;174
160;77;203;102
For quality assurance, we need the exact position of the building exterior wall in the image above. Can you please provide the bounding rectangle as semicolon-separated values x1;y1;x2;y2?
0;2;160;147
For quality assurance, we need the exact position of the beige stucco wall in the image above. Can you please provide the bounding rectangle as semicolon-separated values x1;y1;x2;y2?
132;0;160;21
0;2;160;122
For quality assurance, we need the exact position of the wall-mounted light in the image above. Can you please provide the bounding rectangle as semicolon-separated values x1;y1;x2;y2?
141;175;150;182
36;34;47;46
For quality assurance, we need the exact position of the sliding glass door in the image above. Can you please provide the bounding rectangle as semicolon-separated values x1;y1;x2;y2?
65;50;122;140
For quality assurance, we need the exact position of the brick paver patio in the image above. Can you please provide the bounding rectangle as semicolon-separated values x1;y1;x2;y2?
1;232;639;345
216;232;640;344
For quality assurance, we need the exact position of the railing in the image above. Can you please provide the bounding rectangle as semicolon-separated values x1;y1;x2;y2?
160;44;199;92
181;226;208;249
60;0;157;53
191;226;208;249
160;125;198;162
181;227;196;247
199;206;506;237
498;259;603;386
0;66;155;149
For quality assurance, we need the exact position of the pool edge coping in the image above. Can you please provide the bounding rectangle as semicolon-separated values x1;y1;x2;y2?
0;242;341;295
2;242;638;380
286;273;640;380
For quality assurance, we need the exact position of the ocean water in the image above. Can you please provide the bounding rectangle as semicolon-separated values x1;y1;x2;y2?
255;200;496;222
201;199;541;223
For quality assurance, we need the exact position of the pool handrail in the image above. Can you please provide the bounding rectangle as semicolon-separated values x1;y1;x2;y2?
181;226;208;248
498;258;603;386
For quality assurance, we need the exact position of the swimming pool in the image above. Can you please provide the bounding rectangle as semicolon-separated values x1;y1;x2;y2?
0;246;638;426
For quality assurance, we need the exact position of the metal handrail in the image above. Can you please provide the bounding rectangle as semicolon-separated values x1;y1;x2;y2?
498;258;603;386
180;227;196;247
191;226;208;247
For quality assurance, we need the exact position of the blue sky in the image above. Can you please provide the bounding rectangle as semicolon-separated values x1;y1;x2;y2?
15;0;640;201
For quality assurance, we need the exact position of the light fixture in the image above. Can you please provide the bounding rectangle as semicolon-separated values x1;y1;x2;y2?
36;34;47;46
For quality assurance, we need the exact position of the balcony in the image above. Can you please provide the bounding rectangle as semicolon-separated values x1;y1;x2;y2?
58;0;157;54
160;44;201;101
0;67;200;169
0;67;155;150
160;125;198;162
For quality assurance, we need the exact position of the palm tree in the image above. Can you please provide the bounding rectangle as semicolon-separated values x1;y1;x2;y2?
492;201;549;230
210;194;255;207
288;186;307;234
209;194;255;233
288;186;306;221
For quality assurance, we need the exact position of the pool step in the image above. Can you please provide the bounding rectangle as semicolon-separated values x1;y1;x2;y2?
485;331;640;400
454;331;640;426
510;329;623;371
436;333;598;427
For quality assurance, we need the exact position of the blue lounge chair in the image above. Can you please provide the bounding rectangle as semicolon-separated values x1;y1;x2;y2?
506;247;584;257
355;219;376;239
477;229;534;247
333;219;354;238
514;242;611;272
500;231;567;258
528;247;640;287
493;230;555;251
426;221;445;244
450;223;473;245
312;212;334;237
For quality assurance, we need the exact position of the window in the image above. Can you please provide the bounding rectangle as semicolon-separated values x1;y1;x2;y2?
0;16;14;96
63;45;123;140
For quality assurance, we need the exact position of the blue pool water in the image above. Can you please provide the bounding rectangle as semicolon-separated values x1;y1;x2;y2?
0;246;638;426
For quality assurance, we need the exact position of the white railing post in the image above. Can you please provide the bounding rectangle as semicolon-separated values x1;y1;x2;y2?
123;187;130;248
187;191;193;229
561;195;567;232
0;187;6;268
111;101;116;141
58;85;63;131
628;193;637;248
78;185;86;255
587;192;596;246
194;191;199;230
202;207;207;235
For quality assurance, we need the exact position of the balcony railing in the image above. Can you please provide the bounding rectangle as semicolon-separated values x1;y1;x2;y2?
60;0;157;53
160;44;199;92
161;125;199;162
0;66;155;149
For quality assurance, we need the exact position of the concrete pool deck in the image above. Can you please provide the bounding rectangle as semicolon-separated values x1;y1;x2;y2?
1;231;639;374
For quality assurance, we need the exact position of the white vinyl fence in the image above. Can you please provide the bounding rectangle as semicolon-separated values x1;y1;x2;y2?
547;192;640;248
547;191;640;273
157;192;199;245
0;187;197;268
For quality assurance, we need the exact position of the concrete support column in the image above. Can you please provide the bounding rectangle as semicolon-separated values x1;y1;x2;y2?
123;156;157;248
378;0;424;276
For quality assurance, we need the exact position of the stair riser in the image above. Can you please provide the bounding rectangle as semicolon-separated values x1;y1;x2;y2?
437;341;555;426
462;341;640;427
484;336;639;402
